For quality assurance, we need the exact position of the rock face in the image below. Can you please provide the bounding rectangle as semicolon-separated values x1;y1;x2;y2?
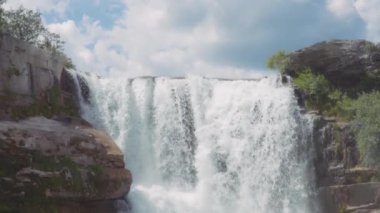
0;117;132;212
318;182;380;213
286;40;380;89
311;116;380;213
0;33;80;120
0;34;131;212
287;39;380;212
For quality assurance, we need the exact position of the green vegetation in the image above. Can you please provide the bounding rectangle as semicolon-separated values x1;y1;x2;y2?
353;91;380;167
292;68;355;120
267;50;289;73
0;1;74;69
362;41;377;53
293;68;330;110
268;47;380;166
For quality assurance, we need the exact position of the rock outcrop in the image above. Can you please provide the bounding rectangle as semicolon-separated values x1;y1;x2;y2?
0;33;131;212
286;40;380;212
285;40;380;90
0;117;132;212
311;116;380;213
0;33;80;120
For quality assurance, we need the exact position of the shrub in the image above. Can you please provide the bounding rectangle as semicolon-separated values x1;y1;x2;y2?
326;90;355;120
293;68;331;111
267;50;289;73
353;91;380;167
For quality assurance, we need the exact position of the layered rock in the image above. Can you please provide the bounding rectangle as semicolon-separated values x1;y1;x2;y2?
285;40;380;90
0;33;80;120
286;40;380;212
0;117;131;212
0;33;131;212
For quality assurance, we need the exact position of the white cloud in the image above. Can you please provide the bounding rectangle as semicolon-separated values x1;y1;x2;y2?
12;0;368;78
354;0;380;42
3;0;69;16
327;0;356;19
326;0;380;42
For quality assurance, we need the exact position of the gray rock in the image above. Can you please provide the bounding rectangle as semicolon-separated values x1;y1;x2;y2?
0;33;65;96
286;40;380;88
318;182;380;213
0;117;132;209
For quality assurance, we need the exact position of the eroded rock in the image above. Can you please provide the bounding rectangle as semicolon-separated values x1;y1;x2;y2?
286;40;380;90
0;117;132;212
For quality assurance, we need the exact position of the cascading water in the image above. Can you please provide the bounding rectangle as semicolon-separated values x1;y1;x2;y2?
75;74;319;213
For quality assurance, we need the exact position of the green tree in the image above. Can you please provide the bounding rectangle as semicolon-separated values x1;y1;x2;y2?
3;7;46;43
267;50;289;73
353;91;380;167
1;5;75;69
293;68;331;110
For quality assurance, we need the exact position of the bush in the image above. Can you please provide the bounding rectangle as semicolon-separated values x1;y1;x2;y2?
326;90;355;120
292;68;355;120
293;68;331;110
353;91;380;167
267;50;289;73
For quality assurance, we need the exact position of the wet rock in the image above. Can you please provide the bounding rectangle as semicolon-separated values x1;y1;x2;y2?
318;182;380;213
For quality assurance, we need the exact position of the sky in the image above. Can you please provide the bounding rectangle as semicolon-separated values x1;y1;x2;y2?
3;0;380;78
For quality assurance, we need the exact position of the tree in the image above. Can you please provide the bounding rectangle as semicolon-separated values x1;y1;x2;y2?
3;7;45;43
353;91;380;167
0;0;6;29
267;50;289;73
1;5;74;69
293;68;331;110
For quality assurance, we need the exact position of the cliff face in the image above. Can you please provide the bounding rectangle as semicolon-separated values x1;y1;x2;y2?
0;33;82;120
0;33;131;212
286;40;380;90
285;40;380;213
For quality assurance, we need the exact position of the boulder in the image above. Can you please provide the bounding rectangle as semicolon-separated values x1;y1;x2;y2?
285;40;380;89
0;117;132;212
318;182;380;213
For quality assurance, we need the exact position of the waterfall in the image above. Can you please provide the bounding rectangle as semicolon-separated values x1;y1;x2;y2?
75;74;319;213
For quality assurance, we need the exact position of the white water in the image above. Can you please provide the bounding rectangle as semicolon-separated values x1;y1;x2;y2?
75;74;319;213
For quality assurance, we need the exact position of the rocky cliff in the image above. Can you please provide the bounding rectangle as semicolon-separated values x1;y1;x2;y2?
285;40;380;213
0;33;132;212
285;40;380;90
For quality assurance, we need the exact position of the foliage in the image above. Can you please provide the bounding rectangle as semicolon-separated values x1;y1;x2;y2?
0;3;75;69
0;0;5;28
326;90;355;120
293;68;331;110
3;7;46;43
353;91;380;167
357;69;380;92
363;41;377;53
267;50;289;73
64;55;76;70
292;68;355;120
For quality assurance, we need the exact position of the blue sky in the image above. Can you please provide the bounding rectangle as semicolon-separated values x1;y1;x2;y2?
4;0;380;78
